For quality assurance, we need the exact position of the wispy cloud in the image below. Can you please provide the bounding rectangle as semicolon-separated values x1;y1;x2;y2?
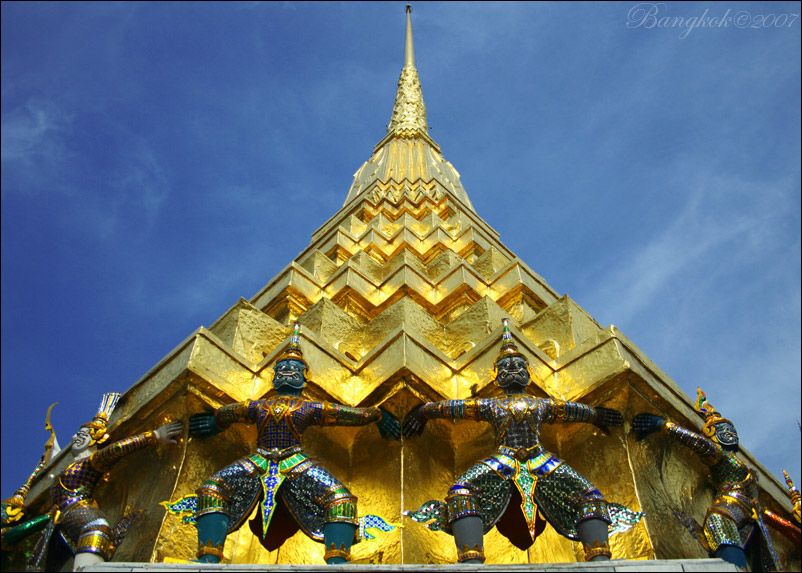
1;99;72;170
2;98;170;238
589;168;795;327
103;139;170;235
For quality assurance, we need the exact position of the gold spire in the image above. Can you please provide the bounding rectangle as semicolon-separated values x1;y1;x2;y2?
342;5;474;210
387;4;427;134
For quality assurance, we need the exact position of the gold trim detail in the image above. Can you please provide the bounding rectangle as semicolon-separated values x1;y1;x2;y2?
196;540;224;560
323;542;351;562
457;544;485;563
582;540;612;561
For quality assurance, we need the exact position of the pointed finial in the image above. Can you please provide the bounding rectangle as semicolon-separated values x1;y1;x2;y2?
43;401;59;463
387;4;427;134
784;470;800;499
405;4;415;68
786;470;802;523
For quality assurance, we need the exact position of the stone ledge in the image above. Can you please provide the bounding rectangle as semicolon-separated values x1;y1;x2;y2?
82;558;737;572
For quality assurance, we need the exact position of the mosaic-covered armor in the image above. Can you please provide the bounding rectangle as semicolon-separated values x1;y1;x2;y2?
196;397;380;542
173;323;400;565
26;393;182;572
633;388;781;571
404;320;642;563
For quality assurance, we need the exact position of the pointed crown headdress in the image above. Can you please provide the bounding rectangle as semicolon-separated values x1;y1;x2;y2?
495;319;526;367
695;387;732;438
80;392;121;446
276;322;309;369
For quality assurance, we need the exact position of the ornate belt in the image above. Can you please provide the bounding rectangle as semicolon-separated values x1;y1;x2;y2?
499;443;544;461
256;445;303;461
53;498;99;523
720;490;759;515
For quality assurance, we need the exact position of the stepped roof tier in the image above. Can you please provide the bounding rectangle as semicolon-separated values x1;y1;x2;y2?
14;7;799;569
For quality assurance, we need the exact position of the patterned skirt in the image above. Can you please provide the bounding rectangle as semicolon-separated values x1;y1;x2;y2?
406;448;642;544
179;450;357;545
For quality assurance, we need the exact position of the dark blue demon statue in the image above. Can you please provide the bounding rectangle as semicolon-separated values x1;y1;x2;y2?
632;388;781;571
403;319;642;563
166;323;400;564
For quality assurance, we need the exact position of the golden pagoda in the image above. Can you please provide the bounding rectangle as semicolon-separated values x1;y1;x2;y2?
17;7;799;569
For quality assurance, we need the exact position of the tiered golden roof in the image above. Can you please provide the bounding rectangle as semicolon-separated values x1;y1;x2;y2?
16;7;799;569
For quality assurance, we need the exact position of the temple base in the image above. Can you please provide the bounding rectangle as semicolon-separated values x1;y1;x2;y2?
80;557;737;571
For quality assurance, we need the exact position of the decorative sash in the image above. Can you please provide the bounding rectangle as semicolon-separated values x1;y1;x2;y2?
495;450;561;538
247;451;307;539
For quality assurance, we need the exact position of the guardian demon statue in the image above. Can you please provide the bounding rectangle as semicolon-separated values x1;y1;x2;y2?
404;319;642;563
27;393;182;571
632;388;781;571
177;323;400;564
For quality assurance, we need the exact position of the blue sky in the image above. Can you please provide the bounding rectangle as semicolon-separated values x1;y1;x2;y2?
2;1;800;501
